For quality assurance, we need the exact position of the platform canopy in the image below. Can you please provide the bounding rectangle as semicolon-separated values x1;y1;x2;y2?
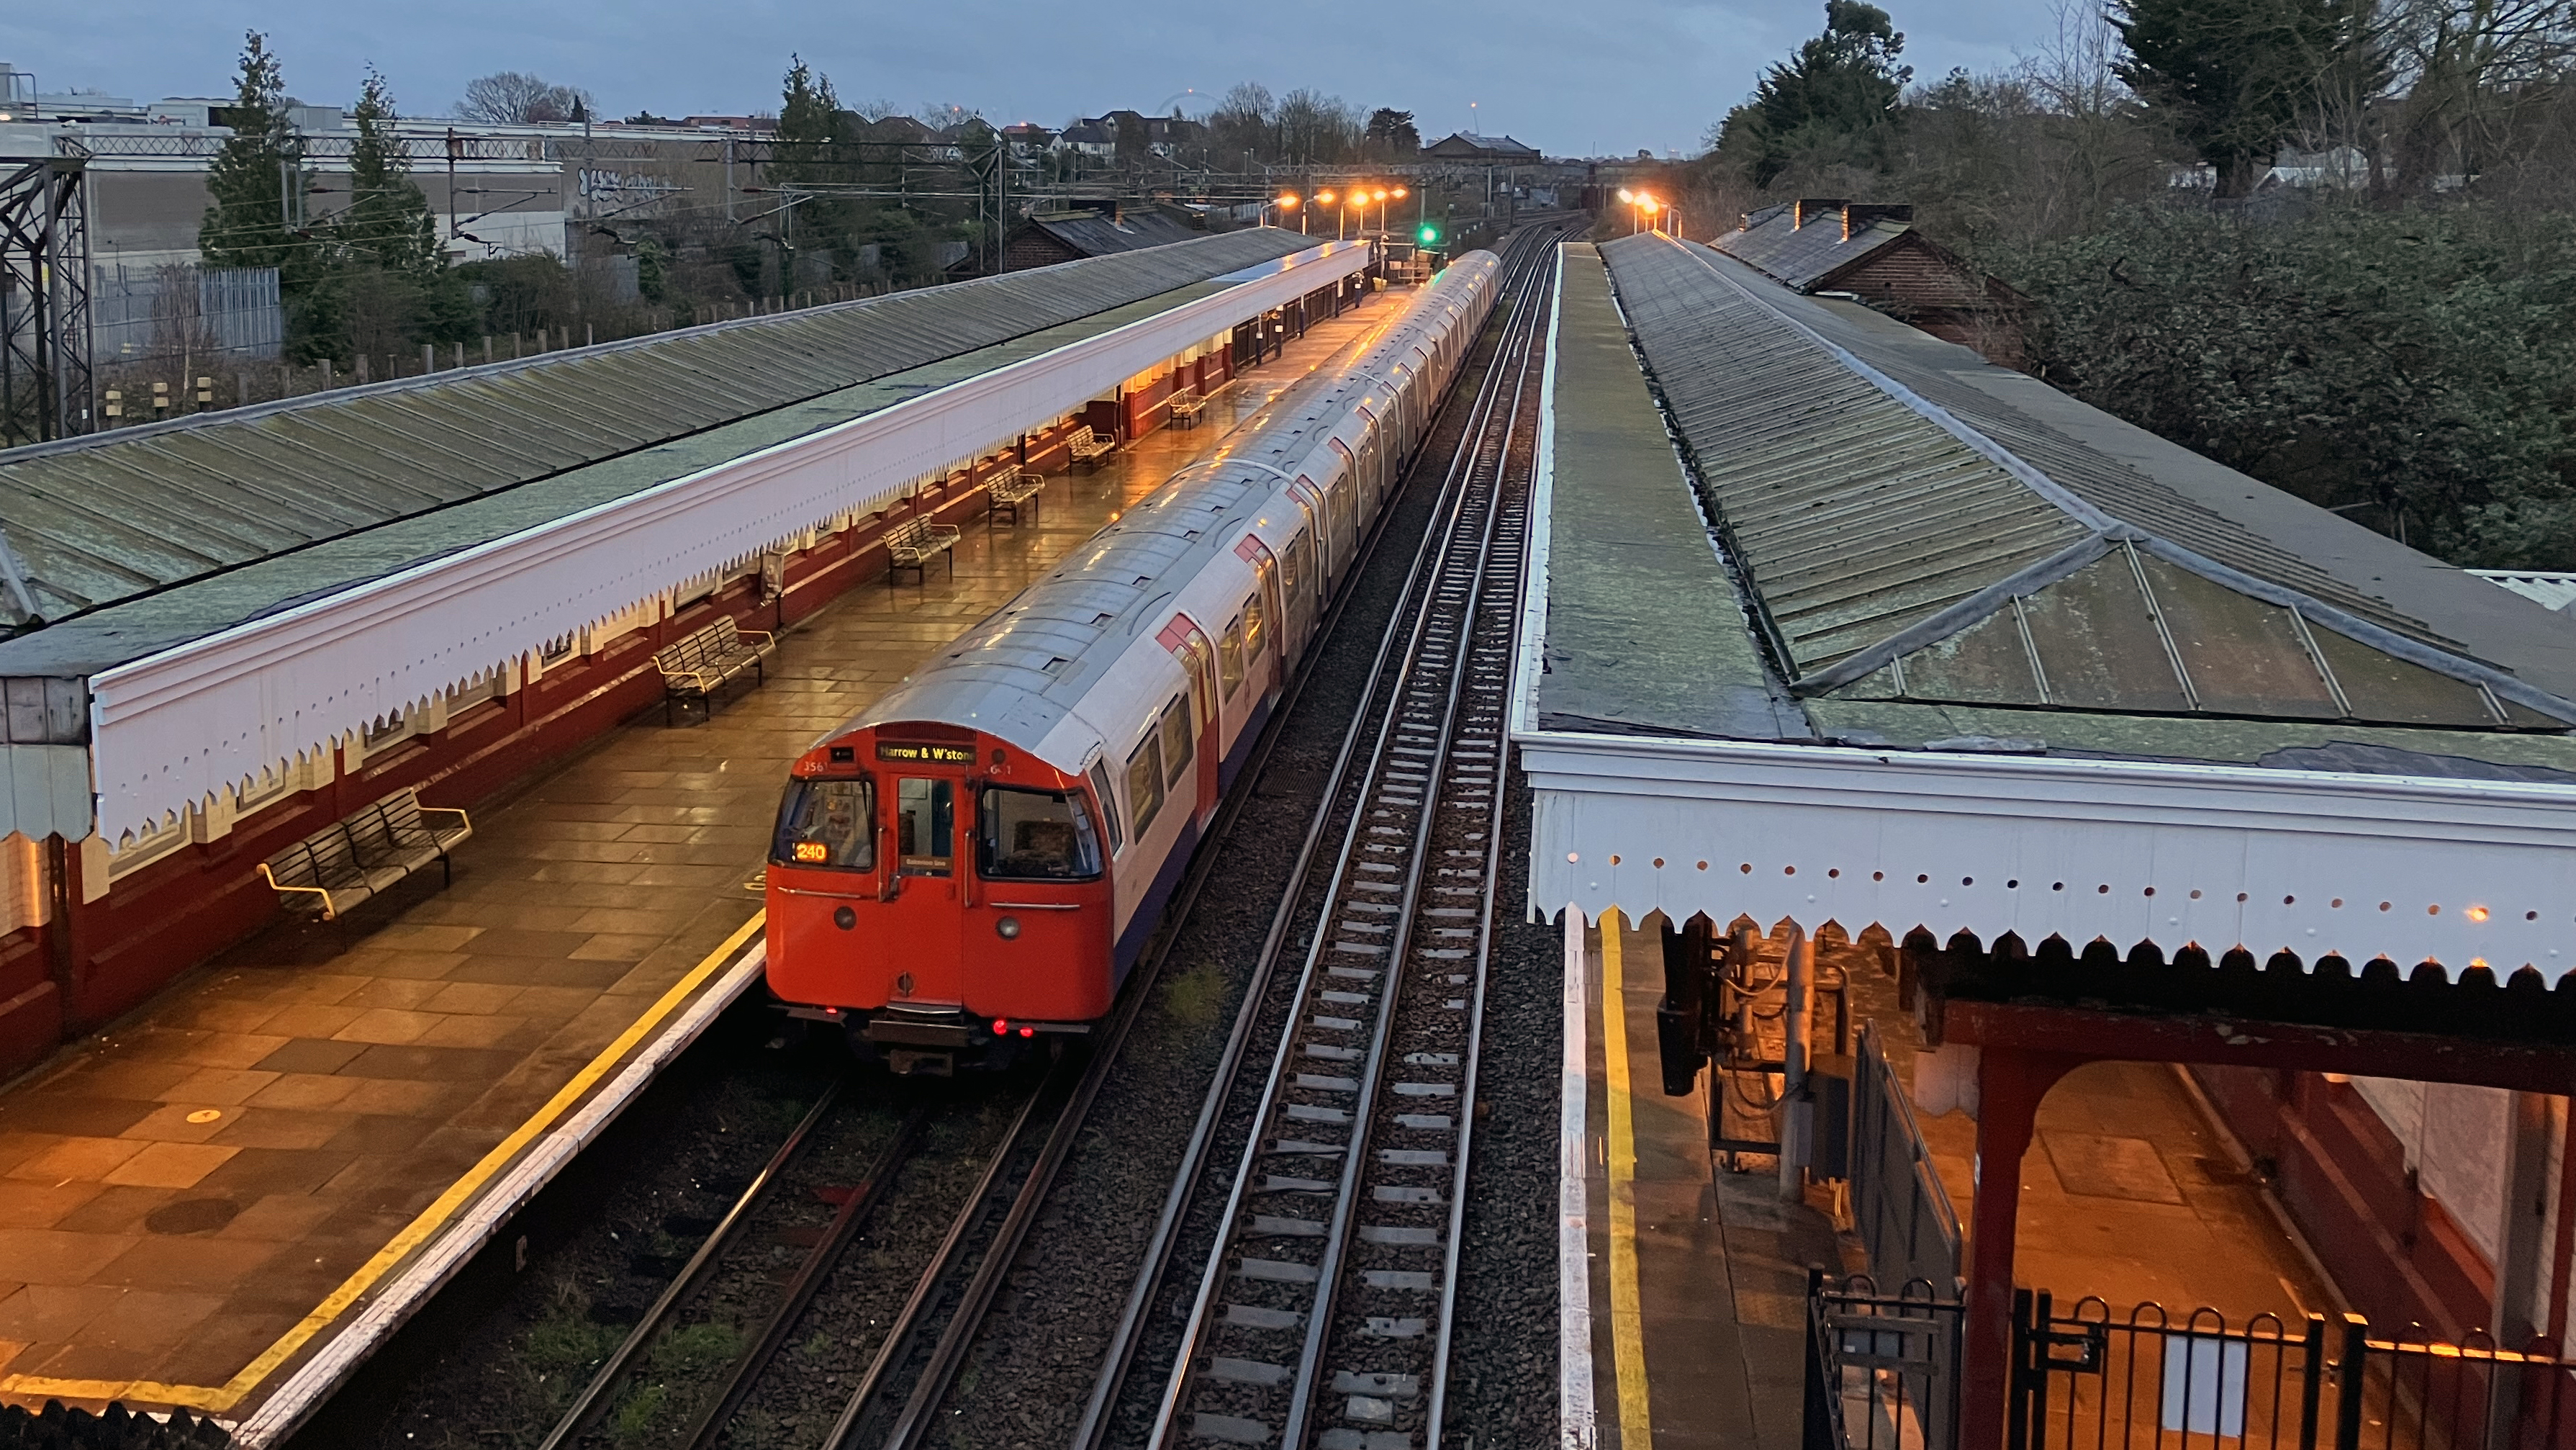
1517;237;2576;984
0;231;1373;844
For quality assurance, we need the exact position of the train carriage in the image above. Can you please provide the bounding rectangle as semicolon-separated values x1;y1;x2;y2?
765;251;1501;1073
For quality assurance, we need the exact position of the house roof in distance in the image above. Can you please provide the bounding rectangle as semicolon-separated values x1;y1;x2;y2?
1021;207;1208;257
1710;199;1939;292
1425;132;1541;159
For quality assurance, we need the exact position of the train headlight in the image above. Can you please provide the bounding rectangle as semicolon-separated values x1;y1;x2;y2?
996;915;1022;940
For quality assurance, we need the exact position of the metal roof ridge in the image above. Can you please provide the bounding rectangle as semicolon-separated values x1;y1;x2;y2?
0;230;1303;469
1643;238;2576;726
1661;236;2120;534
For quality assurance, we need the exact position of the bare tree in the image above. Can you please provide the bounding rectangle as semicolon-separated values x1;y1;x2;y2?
456;71;595;124
2372;0;2576;193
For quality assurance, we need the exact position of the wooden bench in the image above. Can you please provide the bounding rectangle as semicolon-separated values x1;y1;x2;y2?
986;466;1044;526
1167;394;1210;428
1065;426;1116;472
653;614;778;723
258;788;473;921
887;514;962;585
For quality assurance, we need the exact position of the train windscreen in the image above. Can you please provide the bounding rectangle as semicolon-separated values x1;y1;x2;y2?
772;778;875;868
977;788;1104;880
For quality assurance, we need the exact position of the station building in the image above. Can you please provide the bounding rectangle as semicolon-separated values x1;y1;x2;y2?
0;229;1375;1087
1529;235;2576;1450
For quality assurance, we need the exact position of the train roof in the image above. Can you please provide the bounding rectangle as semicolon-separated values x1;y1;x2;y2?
831;253;1500;766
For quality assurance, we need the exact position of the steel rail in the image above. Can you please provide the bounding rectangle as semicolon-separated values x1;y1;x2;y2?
536;1076;850;1450
820;1059;1069;1450
1145;222;1563;1450
1070;218;1576;1450
674;1100;936;1447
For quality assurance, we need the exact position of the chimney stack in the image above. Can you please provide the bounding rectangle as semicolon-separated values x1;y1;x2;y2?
1794;198;1848;230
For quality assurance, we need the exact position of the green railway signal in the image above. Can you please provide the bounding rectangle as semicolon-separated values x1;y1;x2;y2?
1418;222;1441;246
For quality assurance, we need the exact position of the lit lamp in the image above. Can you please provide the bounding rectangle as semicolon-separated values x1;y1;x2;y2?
1317;189;1339;240
1276;192;1304;233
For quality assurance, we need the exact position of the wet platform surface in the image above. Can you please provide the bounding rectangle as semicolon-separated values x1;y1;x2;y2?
0;291;1416;1420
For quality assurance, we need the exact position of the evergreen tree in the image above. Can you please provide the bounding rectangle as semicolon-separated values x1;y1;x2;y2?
298;68;470;364
333;68;443;276
1717;1;1915;186
771;57;858;291
2111;0;2379;195
199;32;299;271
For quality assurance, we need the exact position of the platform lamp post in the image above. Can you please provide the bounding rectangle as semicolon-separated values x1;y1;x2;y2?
1373;187;1391;235
1316;189;1338;240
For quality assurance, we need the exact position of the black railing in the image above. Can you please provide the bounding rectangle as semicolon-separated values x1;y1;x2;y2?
1803;1279;2576;1450
1809;1271;1967;1450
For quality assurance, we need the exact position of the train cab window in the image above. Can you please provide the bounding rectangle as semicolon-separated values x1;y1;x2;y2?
1124;737;1165;837
772;778;875;869
1217;618;1245;699
1160;695;1193;784
893;778;954;877
1087;761;1124;855
977;788;1103;880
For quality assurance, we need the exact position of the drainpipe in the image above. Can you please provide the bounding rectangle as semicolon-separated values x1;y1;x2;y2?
1779;923;1812;1202
42;834;73;1022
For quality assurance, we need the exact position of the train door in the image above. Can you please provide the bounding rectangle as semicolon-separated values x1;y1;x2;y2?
880;750;968;1005
1231;536;1284;698
1157;616;1222;829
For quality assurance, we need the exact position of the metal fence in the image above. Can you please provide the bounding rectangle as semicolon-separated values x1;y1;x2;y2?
2009;1292;2576;1450
1851;1021;1963;1297
91;263;282;364
1809;1271;1966;1450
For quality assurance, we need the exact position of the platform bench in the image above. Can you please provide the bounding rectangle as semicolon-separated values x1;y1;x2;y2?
887;514;962;585
1066;426;1115;471
258;788;473;921
986;466;1044;526
654;614;778;724
1168;394;1209;428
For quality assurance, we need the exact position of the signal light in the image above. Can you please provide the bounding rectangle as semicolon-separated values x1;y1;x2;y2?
1418;224;1440;246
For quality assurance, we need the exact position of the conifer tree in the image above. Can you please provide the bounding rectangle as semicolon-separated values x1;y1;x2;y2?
199;32;299;271
2111;0;2380;195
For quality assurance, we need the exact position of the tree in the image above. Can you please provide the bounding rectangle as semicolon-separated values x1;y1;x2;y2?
1366;107;1423;158
299;69;470;363
199;32;300;272
2110;0;2376;194
456;71;596;124
1716;1;1915;186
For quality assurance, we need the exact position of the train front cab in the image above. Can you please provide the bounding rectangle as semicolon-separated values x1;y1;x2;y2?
766;726;1116;1073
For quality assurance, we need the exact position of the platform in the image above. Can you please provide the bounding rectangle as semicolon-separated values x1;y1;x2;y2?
1540;237;2359;1450
0;287;1417;1432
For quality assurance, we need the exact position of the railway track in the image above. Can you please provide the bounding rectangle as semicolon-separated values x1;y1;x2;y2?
507;223;1568;1450
1059;222;1564;1450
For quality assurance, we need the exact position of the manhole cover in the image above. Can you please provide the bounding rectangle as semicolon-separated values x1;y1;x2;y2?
145;1197;242;1235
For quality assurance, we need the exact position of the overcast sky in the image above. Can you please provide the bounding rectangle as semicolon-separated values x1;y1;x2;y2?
4;0;2066;158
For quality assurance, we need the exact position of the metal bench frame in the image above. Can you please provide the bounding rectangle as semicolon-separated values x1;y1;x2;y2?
653;614;777;724
1066;426;1115;472
256;788;474;921
986;465;1045;526
887;515;962;585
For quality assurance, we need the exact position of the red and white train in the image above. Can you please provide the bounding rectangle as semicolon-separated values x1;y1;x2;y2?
764;251;1501;1071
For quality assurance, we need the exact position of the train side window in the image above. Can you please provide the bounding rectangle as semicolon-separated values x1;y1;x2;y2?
772;777;875;869
1087;760;1124;855
1217;618;1245;699
977;787;1103;880
1283;531;1311;603
1125;737;1165;837
1160;695;1193;784
1242;594;1265;657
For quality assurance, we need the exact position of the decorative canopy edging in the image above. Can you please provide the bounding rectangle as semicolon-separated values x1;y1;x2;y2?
1519;729;2576;982
84;243;1373;844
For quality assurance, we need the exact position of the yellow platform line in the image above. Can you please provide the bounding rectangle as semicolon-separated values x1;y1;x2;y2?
1600;907;1653;1444
0;910;768;1413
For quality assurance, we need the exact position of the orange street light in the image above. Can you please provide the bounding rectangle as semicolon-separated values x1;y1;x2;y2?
1275;192;1306;233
